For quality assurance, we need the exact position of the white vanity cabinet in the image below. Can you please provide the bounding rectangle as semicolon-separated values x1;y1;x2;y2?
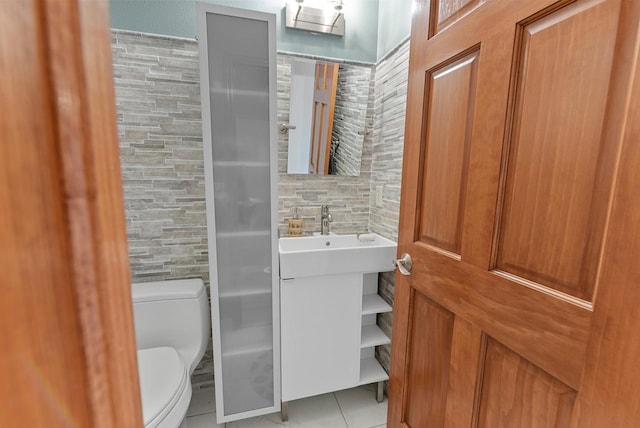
278;233;396;405
279;238;395;405
197;3;279;424
280;273;362;401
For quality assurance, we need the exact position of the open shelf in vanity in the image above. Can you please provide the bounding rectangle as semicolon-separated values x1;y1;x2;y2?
359;272;392;389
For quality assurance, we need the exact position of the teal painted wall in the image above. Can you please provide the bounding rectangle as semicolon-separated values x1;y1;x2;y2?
376;0;412;60
110;0;381;63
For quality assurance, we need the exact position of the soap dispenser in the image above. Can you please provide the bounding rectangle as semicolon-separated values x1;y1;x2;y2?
288;207;304;237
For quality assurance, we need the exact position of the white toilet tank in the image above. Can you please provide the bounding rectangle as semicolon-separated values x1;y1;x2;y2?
132;278;211;374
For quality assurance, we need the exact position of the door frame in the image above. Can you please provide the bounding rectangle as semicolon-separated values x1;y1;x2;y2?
1;0;142;426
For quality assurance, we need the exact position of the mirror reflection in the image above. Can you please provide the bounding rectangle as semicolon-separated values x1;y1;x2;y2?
284;58;372;176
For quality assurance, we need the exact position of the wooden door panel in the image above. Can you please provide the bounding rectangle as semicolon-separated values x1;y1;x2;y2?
420;50;478;254
403;292;454;427
443;317;483;427
572;3;640;421
412;249;590;389
431;0;485;36
477;339;577;428
413;1;566;270
496;0;620;301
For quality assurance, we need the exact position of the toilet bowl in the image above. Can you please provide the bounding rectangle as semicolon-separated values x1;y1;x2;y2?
138;347;191;428
132;279;211;428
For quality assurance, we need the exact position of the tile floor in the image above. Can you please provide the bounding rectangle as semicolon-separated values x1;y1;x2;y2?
185;384;387;428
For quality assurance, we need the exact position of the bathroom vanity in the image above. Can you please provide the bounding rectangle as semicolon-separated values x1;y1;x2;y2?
278;234;396;408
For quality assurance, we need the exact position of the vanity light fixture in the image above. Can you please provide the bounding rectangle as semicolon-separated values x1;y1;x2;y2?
285;0;345;37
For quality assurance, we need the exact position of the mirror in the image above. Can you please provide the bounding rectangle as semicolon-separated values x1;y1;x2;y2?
284;58;372;176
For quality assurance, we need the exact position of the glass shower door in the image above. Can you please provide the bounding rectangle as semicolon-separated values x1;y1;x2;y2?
197;3;279;423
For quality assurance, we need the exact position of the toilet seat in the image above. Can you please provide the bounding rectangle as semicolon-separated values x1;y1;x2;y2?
138;347;192;428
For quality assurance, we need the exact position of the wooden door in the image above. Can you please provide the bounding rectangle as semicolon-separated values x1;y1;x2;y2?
389;0;640;426
1;0;142;426
309;61;339;174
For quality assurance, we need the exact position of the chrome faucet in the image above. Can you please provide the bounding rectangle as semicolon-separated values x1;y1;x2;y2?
320;205;333;235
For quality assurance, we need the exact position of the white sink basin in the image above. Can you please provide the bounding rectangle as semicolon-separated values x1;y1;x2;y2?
279;233;397;279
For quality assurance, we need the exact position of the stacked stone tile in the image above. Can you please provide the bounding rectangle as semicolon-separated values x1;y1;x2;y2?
369;39;410;383
332;64;373;176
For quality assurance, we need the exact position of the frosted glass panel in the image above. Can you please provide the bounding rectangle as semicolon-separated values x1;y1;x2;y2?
206;12;274;416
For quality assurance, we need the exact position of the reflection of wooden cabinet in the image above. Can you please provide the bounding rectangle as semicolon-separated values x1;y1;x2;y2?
197;3;279;424
309;62;339;175
280;272;391;403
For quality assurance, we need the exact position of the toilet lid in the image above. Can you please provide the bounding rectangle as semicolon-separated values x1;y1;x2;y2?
138;347;189;427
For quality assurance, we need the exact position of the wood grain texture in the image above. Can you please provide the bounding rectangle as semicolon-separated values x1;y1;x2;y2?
431;0;485;36
0;0;142;426
477;339;576;428
496;0;620;300
419;51;478;254
409;246;590;390
572;2;640;425
443;319;483;428
388;0;637;427
77;0;143;425
391;1;525;426
0;1;93;425
403;292;454;428
387;2;437;421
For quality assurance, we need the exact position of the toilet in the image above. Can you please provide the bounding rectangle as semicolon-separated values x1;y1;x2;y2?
132;278;211;428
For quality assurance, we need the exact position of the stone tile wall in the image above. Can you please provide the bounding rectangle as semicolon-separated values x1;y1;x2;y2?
112;31;209;284
332;64;372;177
369;39;411;379
369;39;410;243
